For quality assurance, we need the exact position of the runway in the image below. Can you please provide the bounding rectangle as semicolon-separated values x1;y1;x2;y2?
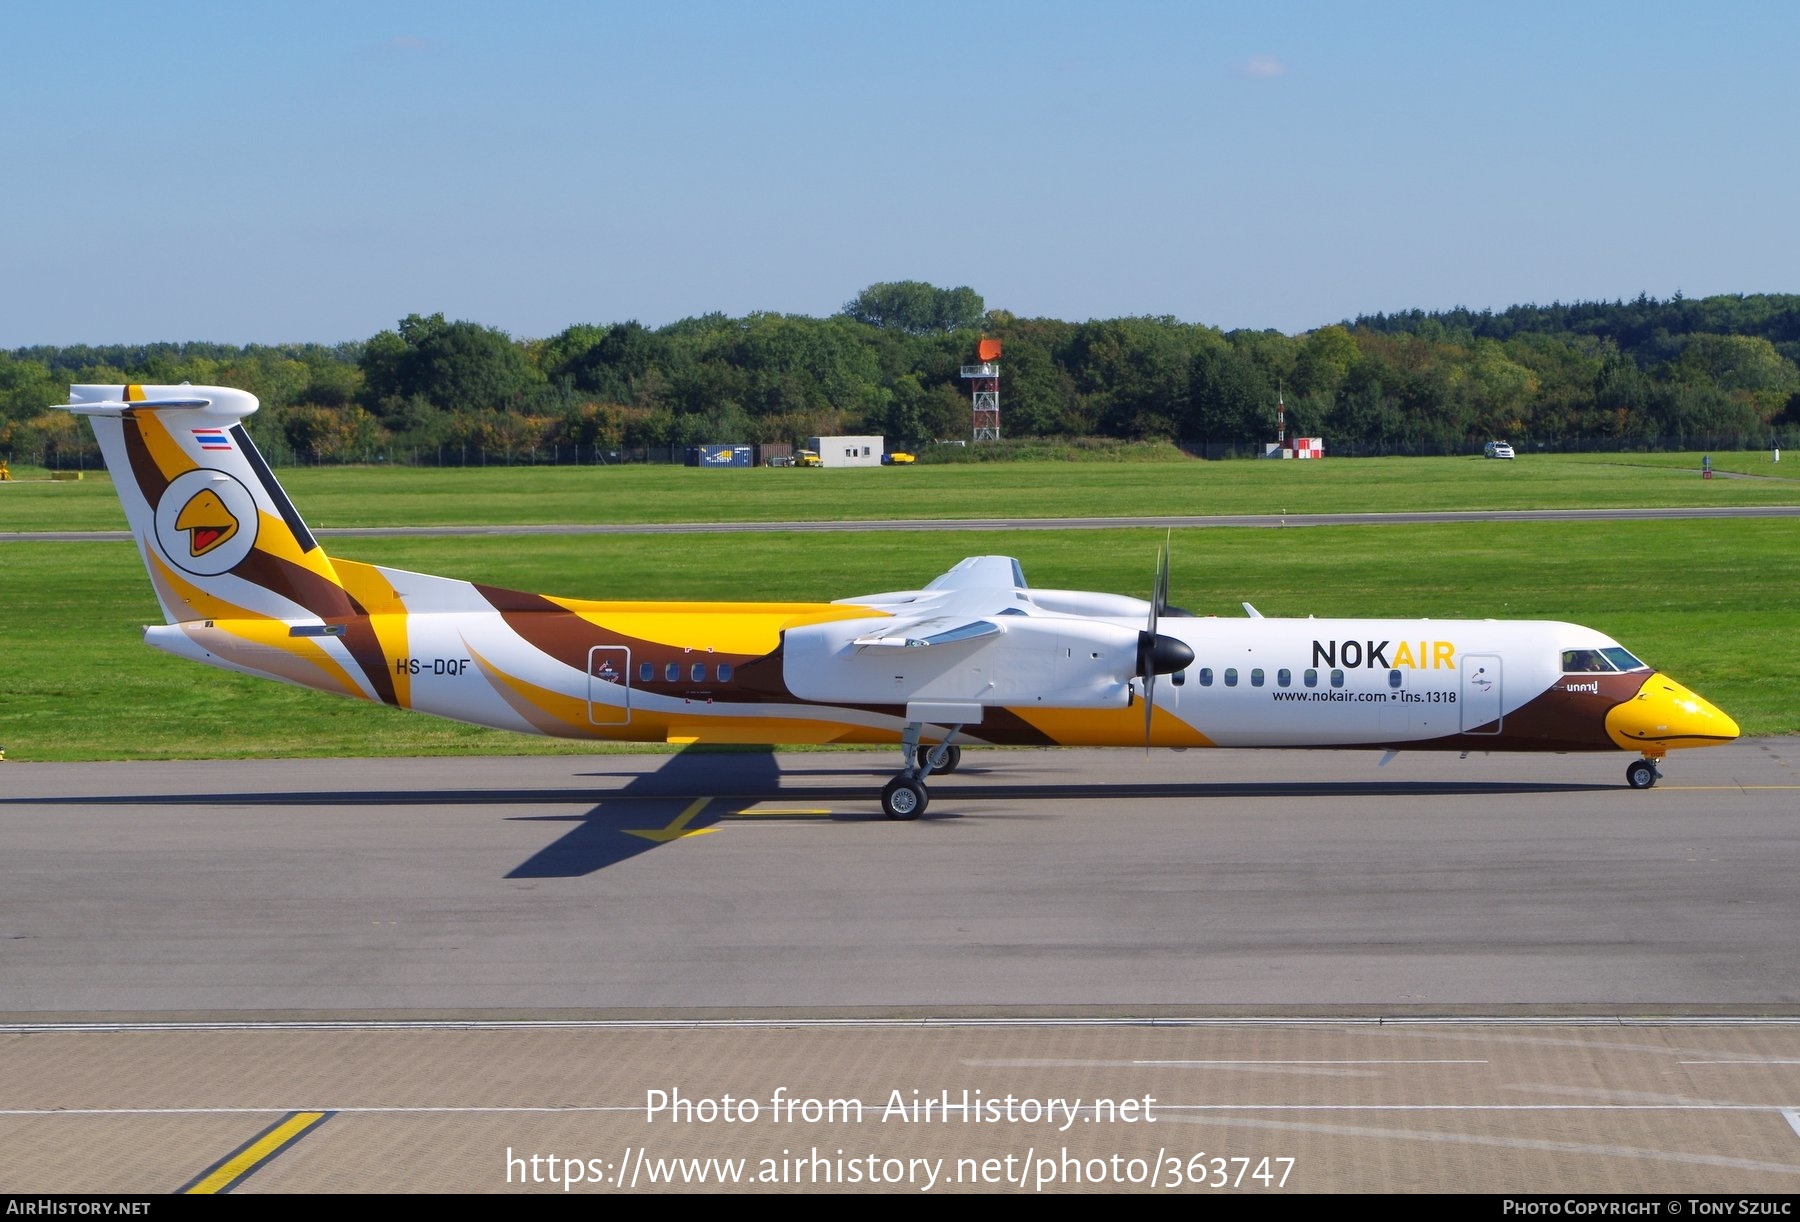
3;741;1800;1192
4;741;1798;1014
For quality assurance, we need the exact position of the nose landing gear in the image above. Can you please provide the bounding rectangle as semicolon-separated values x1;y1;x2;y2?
1625;756;1664;790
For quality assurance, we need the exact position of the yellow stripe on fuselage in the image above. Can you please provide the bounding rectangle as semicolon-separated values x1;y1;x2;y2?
188;622;370;698
332;561;411;707
466;641;592;736
253;508;347;588
148;549;260;623
332;558;403;614
545;598;879;655
1010;704;1216;748
149;555;368;699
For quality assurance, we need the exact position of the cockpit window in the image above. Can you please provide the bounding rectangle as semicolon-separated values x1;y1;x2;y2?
1561;649;1619;673
1600;647;1648;672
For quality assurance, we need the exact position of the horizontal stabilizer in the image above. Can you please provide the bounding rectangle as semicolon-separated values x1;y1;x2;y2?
65;396;214;413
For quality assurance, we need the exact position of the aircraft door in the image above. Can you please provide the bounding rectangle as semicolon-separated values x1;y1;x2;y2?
1460;653;1502;734
586;646;631;725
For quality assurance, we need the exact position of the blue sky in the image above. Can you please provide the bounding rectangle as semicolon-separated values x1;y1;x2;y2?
6;1;1798;345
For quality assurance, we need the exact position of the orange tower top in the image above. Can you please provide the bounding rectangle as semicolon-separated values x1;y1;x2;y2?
977;338;1002;362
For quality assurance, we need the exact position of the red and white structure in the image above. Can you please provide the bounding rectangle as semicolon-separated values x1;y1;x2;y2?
961;338;1002;442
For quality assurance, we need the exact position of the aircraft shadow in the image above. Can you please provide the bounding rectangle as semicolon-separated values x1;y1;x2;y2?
5;747;1615;878
503;745;787;878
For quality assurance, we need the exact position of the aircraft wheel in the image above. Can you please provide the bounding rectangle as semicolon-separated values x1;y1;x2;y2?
882;777;928;820
917;744;962;774
1625;759;1658;790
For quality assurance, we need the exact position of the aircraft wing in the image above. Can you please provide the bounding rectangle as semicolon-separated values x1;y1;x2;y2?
922;555;1028;593
851;616;1003;650
839;554;1034;616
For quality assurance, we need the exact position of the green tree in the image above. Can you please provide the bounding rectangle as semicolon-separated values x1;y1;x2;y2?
1188;342;1273;444
562;321;669;405
843;282;985;335
359;313;545;416
1065;317;1208;440
0;354;63;427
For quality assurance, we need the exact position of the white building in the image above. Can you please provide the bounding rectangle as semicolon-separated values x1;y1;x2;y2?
806;436;885;468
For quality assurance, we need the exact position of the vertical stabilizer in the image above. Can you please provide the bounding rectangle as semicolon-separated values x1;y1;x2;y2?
66;384;357;626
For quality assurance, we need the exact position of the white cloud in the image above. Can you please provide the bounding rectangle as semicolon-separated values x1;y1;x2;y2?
1243;55;1286;78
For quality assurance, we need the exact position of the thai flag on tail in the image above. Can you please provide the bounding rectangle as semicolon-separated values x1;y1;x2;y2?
192;428;232;451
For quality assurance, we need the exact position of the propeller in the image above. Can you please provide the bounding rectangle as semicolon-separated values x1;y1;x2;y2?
1137;534;1196;748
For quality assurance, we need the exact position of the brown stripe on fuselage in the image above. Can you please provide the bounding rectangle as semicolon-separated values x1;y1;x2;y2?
335;610;399;707
473;583;785;707
473;583;561;615
1492;670;1647;748
120;414;173;507
229;550;397;705
1320;670;1648;753
233;548;358;621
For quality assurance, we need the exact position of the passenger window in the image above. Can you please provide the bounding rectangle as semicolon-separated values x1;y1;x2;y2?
665;662;680;683
1388;669;1402;688
1250;668;1264;687
1277;668;1291;687
1224;668;1238;687
1330;669;1345;688
1171;669;1186;687
1304;668;1318;688
717;663;733;683
638;662;653;683
691;663;706;683
1198;668;1213;686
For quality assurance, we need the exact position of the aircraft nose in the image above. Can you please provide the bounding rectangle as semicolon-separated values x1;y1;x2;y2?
1605;672;1740;752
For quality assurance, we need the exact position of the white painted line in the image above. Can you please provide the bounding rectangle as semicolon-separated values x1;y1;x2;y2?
4;1016;1800;1035
1133;1059;1487;1066
1784;1108;1800;1140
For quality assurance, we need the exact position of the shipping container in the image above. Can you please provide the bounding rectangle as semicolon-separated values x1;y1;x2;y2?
685;444;753;468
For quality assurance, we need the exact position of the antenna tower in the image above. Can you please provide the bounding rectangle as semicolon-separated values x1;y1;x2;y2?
961;338;1002;441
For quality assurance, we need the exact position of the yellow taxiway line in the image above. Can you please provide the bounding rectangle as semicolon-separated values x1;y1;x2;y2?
179;1109;332;1193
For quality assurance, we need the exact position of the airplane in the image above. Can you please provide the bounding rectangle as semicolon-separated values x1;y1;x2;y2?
64;383;1740;818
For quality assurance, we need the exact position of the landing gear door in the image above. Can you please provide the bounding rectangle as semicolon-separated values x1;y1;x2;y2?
1460;653;1502;734
587;646;631;726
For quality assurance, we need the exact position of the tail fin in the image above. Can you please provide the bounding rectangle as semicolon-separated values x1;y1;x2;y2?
66;384;359;625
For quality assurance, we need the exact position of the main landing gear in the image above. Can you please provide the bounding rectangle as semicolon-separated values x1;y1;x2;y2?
881;723;964;820
1625;756;1664;790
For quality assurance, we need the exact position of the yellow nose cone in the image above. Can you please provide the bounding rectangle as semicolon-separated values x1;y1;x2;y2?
1605;673;1740;752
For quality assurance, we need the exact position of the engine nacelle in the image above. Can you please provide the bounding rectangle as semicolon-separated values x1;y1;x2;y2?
783;615;1138;708
1027;589;1154;618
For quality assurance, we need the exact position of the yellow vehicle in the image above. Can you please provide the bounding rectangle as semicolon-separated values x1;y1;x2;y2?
795;449;822;467
883;451;915;465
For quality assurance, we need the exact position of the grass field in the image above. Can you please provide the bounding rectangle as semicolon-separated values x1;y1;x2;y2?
1;514;1794;761
3;450;1798;534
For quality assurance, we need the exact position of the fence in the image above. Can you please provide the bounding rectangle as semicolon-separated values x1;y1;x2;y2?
15;431;1799;471
1181;430;1799;461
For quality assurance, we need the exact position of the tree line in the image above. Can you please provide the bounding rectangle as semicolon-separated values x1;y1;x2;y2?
5;283;1797;467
